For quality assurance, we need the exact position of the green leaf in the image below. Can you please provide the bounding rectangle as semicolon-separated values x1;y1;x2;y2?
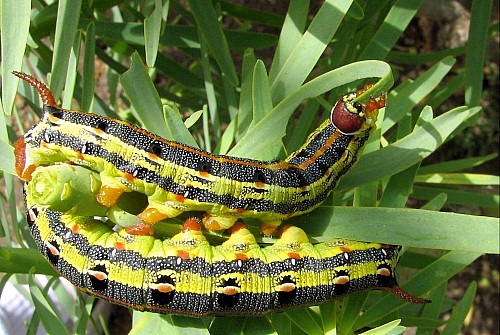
187;0;239;86
290;206;499;254
0;140;15;176
50;0;82;100
120;52;169;139
338;106;480;191
144;0;163;68
359;0;425;60
28;274;70;335
415;173;500;185
438;282;477;335
81;22;95;112
1;0;31;115
465;0;494;106
270;0;353;104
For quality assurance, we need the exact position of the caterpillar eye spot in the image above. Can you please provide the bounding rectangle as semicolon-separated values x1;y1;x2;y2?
27;208;39;227
253;170;266;184
149;142;163;157
196;160;212;173
96;120;109;133
333;270;350;295
376;264;395;287
217;278;241;308
45;240;61;265
47;107;64;121
88;264;109;291
277;275;297;305
150;274;176;305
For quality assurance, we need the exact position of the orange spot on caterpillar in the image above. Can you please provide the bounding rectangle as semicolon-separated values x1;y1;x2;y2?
147;152;159;161
124;172;134;181
97;185;125;207
91;272;108;281
340;246;351;252
254;181;265;188
12;71;57;107
288;252;300;260
235;208;245;214
230;222;248;235
235;253;248;261
114;242;126;251
199;171;210;178
125;223;155;236
76;151;84;159
335;276;350;285
177;250;190;260
138;207;169;224
71;224;80;234
278;283;296;292
14;138;36;181
182;217;202;232
156;283;175;293
175;194;185;202
377;267;391;277
222;286;240;295
47;244;59;257
202;214;224;231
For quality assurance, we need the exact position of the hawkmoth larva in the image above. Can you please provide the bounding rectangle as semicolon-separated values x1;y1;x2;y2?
14;71;385;235
23;164;429;316
25;199;429;316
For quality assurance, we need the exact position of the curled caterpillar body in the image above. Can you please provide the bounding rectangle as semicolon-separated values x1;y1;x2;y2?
26;200;428;316
14;72;383;234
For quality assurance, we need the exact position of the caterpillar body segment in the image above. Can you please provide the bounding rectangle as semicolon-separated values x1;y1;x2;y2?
14;72;384;234
26;198;428;316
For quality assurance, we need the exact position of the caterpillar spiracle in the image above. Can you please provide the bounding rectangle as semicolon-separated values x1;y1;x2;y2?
13;71;385;235
24;165;429;316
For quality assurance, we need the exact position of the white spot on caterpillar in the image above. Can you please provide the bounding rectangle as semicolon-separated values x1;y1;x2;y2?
81;143;87;154
381;249;387;256
343;253;349;260
176;257;182;265
237;259;243;268
44;131;50;143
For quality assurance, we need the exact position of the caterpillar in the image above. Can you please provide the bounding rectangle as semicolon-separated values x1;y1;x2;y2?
13;71;384;235
23;168;429;316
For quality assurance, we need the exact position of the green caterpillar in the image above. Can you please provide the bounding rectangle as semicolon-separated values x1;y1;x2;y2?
24;165;429;316
14;71;384;235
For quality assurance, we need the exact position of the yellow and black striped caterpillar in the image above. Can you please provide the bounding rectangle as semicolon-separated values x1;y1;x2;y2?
24;167;428;316
14;72;384;235
15;72;428;316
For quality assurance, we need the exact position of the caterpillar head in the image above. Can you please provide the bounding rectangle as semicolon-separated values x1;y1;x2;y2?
331;84;385;135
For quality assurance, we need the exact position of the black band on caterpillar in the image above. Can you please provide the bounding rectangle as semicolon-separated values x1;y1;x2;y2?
25;199;429;316
13;72;384;235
